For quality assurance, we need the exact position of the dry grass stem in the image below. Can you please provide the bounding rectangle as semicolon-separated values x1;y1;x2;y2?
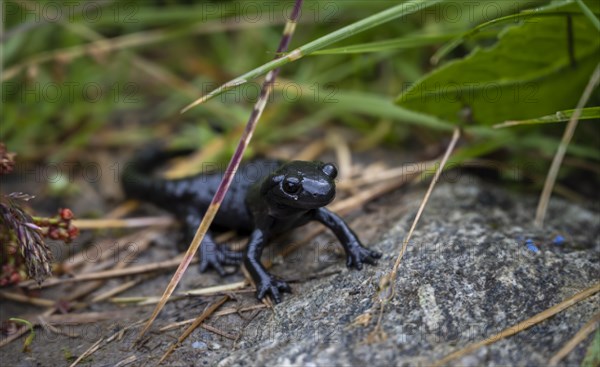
431;283;600;367
160;321;237;340
0;290;56;307
158;296;230;364
295;140;328;161
337;160;438;190
390;128;461;281
328;132;353;181
24;254;193;289
183;281;248;296
365;128;461;343
535;64;600;227
73;217;174;229
549;312;600;366
137;0;303;339
90;278;147;303
114;355;137;367
68;320;145;367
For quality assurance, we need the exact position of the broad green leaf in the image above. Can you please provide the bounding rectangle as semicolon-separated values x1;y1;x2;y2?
493;107;600;128
396;3;600;126
430;0;595;64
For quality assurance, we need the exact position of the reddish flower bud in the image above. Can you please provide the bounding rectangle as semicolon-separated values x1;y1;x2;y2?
59;208;74;221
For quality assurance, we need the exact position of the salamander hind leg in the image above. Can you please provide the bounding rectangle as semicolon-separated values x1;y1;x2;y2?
182;212;243;276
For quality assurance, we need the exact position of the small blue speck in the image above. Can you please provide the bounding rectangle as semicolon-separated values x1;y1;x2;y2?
525;239;534;245
553;235;565;245
192;341;207;349
526;243;540;253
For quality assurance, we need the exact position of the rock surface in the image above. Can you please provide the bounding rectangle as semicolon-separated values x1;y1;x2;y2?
1;176;598;366
212;177;599;366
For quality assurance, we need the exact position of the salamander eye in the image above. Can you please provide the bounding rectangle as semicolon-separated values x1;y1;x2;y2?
282;176;301;194
322;163;337;179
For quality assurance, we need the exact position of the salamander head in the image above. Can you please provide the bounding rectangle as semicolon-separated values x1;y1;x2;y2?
261;161;338;210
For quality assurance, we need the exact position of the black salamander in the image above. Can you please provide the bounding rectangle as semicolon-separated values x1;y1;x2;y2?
122;149;381;303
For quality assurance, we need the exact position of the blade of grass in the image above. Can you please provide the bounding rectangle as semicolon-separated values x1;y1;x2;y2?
312;30;498;55
181;0;445;111
576;0;600;31
136;0;305;341
535;64;600;227
493;107;600;129
2;13;293;82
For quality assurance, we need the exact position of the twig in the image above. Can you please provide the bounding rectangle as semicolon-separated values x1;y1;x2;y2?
214;304;268;318
158;304;269;334
535;64;600;227
295;140;328;161
90;277;148;303
73;216;174;229
137;0;304;341
24;255;195;288
391;128;461;280
549;312;600;366
110;281;248;305
36;311;125;325
158;296;230;365
38;316;79;338
159;322;237;340
0;290;56;307
69;338;103;367
69;320;145;367
114;355;137;367
337;160;437;190
183;281;247;296
328;131;353;181
431;283;600;367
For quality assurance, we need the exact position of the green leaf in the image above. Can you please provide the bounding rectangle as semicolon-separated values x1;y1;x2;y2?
9;318;35;352
396;3;600;126
430;0;590;64
493;107;600;128
582;329;600;367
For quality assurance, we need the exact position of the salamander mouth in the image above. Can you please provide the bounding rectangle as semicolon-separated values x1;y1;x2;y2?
273;189;335;209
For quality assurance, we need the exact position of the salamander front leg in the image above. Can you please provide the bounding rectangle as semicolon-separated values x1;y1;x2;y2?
244;229;291;303
313;208;381;270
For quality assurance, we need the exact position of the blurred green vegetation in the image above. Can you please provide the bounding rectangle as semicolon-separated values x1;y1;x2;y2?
1;0;599;190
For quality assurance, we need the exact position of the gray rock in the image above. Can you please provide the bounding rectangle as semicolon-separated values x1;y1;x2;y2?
214;176;599;366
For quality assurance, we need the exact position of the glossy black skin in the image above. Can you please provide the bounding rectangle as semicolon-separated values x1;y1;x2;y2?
123;149;381;303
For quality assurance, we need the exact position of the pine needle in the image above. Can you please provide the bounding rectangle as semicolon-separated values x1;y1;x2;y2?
431;283;600;366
